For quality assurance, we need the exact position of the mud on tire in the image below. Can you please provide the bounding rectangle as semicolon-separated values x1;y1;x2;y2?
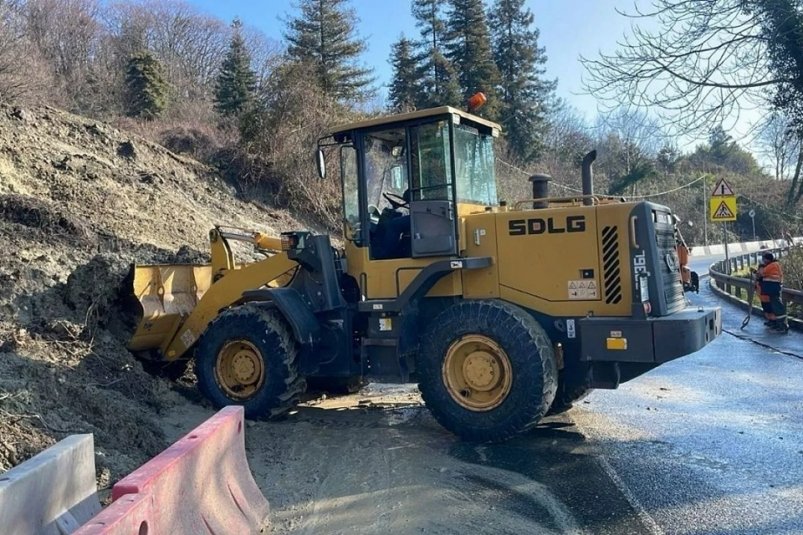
195;303;305;419
417;300;558;442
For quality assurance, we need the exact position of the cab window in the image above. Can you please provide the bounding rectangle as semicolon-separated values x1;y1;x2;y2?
453;123;497;205
410;121;452;201
363;128;408;213
340;144;360;242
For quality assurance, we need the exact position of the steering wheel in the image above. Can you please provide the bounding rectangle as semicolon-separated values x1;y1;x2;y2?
383;192;409;210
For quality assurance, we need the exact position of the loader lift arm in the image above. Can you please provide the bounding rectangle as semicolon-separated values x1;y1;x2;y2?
128;227;299;361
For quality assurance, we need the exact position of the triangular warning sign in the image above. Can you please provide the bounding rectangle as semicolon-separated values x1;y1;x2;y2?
711;178;734;197
713;200;734;219
569;281;577;289
588;281;597;289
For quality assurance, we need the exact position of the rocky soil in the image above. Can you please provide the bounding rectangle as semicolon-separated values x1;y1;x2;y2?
0;103;300;488
1;103;597;535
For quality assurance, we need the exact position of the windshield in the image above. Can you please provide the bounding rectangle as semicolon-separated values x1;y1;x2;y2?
453;123;497;205
363;128;408;210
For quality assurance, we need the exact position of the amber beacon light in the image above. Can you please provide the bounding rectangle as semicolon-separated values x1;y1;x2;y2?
467;91;487;112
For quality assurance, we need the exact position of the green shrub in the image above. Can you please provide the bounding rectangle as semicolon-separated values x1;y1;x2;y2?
782;244;803;290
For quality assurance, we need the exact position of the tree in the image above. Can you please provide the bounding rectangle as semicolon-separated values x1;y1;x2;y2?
541;100;593;188
759;112;802;181
443;0;500;118
411;0;461;107
284;0;374;103
124;51;167;119
387;35;421;112
708;126;734;166
656;143;680;175
580;0;803;205
489;0;556;163
580;1;770;133
237;61;343;230
594;109;664;195
22;0;103;111
688;125;761;175
750;0;803;204
0;1;54;103
105;0;230;105
214;19;256;117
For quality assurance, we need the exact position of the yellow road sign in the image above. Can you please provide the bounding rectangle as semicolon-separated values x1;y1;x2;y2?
709;195;737;222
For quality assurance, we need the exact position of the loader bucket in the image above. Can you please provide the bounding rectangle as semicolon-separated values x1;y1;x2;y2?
127;263;213;353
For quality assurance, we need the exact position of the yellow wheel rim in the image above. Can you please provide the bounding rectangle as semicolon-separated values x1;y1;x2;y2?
442;334;512;411
215;340;265;400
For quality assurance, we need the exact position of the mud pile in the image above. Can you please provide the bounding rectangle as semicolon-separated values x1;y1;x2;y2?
0;103;302;486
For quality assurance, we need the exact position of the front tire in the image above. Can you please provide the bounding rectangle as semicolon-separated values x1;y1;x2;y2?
417;300;558;443
195;303;305;418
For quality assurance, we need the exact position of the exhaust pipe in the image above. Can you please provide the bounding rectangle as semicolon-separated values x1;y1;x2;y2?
581;150;597;206
529;173;551;209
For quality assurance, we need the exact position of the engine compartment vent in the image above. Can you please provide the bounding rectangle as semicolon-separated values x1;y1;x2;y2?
602;225;622;304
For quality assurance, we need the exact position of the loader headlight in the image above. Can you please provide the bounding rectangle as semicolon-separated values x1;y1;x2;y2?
638;274;651;314
638;274;650;302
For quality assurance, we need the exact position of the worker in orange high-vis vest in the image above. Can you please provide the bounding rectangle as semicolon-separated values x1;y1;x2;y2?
759;252;788;333
753;258;772;324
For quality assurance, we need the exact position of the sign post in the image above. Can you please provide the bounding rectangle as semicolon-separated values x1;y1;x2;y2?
749;208;756;241
709;178;737;274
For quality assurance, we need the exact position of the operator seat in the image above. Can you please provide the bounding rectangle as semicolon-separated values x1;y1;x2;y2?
371;190;411;259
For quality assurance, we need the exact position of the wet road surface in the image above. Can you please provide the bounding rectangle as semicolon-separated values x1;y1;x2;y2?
160;252;802;534
572;253;803;534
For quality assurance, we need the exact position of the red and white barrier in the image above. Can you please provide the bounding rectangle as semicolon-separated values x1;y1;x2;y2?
0;434;101;535
75;406;270;534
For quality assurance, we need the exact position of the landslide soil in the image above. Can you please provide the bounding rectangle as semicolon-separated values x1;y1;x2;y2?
0;104;299;488
0;104;598;534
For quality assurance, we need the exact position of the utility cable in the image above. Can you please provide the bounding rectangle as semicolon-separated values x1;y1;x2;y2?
624;175;707;199
496;158;584;193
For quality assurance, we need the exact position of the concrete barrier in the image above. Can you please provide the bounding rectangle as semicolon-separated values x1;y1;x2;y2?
75;406;270;534
0;434;101;535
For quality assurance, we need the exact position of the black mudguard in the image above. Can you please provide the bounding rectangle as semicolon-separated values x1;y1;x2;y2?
241;288;321;347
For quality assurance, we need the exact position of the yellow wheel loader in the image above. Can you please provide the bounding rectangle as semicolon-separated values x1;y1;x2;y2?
127;102;722;442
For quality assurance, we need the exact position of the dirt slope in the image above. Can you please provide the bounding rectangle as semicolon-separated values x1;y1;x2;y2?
0;103;301;486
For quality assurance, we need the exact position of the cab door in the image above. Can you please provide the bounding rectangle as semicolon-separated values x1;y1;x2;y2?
410;200;456;257
408;120;458;258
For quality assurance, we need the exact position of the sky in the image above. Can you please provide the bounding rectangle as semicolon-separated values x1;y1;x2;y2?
186;0;771;158
190;0;641;123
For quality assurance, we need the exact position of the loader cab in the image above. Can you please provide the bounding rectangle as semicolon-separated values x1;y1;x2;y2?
321;106;501;264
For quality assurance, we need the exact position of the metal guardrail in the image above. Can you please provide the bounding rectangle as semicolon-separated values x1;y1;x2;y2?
708;247;803;310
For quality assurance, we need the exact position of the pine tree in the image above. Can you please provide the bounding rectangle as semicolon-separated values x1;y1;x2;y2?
284;0;375;102
388;36;422;112
411;0;461;108
443;0;501;118
214;19;257;117
489;0;556;162
124;51;167;119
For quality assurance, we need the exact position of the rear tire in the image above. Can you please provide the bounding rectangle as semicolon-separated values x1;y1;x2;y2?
417;300;558;443
195;303;305;418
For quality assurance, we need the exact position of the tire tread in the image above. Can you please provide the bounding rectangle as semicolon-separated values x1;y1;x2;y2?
417;300;558;442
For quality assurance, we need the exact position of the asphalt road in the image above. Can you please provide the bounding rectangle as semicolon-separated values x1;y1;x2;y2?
571;253;803;534
160;253;803;534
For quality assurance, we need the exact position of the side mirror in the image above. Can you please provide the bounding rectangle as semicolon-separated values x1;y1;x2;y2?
316;148;326;180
